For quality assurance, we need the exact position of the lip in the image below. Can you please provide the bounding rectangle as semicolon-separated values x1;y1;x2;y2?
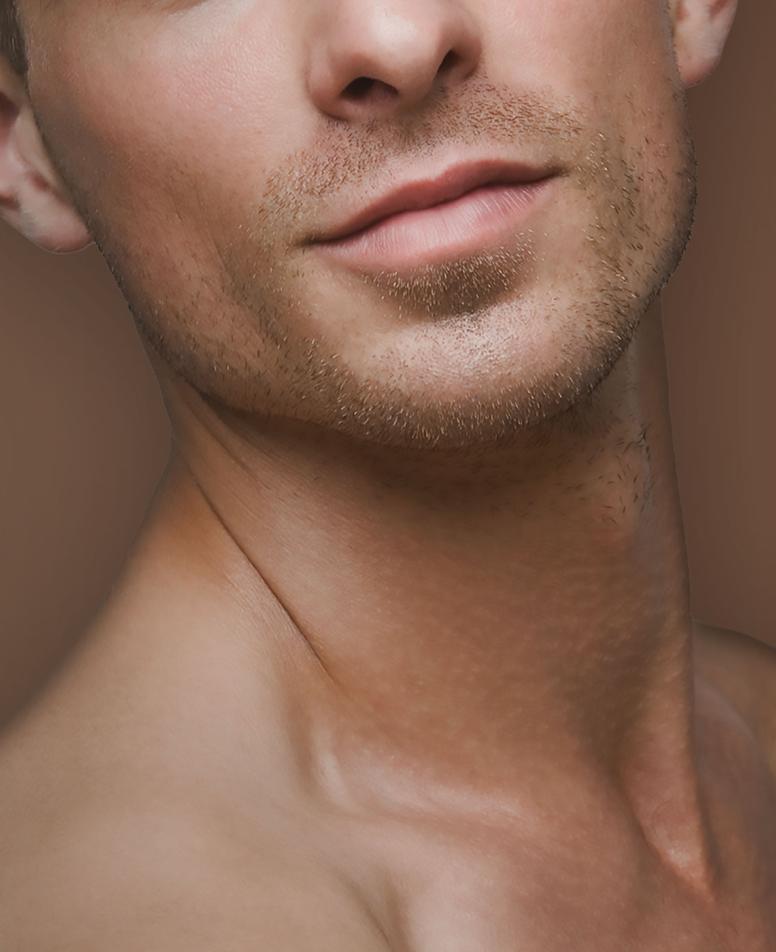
310;158;556;244
307;161;559;276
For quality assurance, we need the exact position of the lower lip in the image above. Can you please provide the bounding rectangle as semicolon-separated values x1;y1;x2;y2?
312;177;556;275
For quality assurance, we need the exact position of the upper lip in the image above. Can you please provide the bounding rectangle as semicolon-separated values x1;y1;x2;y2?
310;158;557;244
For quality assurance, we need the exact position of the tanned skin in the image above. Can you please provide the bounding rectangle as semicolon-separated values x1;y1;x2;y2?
0;0;774;949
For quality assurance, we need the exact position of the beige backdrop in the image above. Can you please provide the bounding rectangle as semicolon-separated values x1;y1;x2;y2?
1;0;774;728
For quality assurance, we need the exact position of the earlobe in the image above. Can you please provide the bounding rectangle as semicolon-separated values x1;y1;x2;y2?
0;61;92;253
671;0;738;88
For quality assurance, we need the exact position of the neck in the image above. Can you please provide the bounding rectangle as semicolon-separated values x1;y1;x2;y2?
146;297;716;891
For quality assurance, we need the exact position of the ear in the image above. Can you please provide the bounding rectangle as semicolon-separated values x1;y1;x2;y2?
670;0;739;89
0;57;92;253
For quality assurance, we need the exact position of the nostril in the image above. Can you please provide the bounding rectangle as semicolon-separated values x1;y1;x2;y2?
438;50;460;74
0;92;19;123
345;76;374;99
343;76;398;103
0;93;19;149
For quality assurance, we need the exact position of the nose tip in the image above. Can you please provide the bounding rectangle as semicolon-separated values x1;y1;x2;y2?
307;3;482;122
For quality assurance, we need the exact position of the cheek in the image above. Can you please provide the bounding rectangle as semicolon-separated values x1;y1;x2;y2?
28;16;308;397
525;0;688;214
32;9;296;268
497;0;681;139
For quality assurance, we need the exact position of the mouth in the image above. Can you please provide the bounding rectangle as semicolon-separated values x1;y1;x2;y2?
307;158;560;275
312;158;557;243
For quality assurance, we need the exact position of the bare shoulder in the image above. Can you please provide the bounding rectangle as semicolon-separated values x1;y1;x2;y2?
0;726;387;952
693;620;776;773
0;790;388;952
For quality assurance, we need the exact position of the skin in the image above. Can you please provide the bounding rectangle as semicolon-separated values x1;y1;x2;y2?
1;0;775;949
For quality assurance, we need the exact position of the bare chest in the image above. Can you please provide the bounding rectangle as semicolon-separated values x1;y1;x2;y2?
1;812;771;952
228;861;762;952
252;824;772;952
355;863;755;952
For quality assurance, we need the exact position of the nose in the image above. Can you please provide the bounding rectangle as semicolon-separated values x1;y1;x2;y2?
306;0;482;122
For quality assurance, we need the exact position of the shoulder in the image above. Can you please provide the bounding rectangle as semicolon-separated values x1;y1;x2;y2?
0;718;387;952
693;620;776;775
0;755;234;948
0;790;385;952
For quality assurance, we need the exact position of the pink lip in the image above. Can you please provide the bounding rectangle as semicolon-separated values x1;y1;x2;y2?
311;159;555;244
308;165;558;276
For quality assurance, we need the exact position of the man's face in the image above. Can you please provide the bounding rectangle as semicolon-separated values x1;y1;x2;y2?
22;0;696;449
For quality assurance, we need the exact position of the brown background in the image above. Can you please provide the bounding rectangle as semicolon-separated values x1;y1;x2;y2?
1;2;774;729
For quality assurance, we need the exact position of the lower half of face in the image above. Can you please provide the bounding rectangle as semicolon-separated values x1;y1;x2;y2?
34;0;697;451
